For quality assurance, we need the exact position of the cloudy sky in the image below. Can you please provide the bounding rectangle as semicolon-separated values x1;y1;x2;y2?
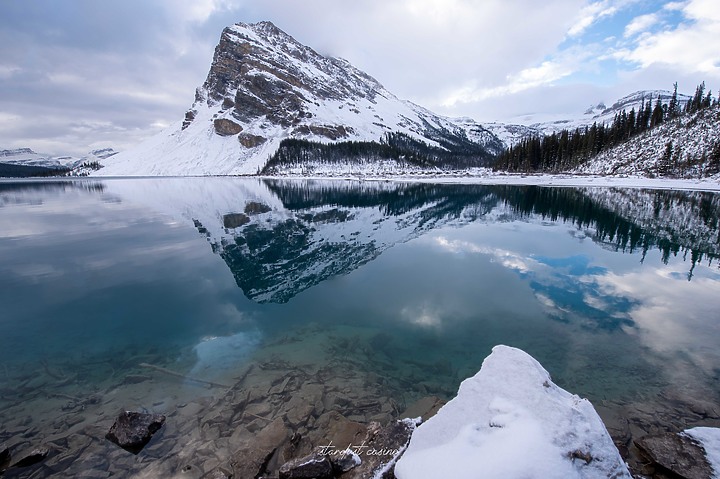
1;0;719;156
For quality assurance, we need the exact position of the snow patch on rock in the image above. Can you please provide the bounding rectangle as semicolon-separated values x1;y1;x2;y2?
394;345;631;479
684;427;720;479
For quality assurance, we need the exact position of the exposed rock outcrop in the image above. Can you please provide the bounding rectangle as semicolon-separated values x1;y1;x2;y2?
213;118;243;136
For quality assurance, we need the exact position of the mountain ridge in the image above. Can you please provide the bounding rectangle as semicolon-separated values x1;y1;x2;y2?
96;21;503;177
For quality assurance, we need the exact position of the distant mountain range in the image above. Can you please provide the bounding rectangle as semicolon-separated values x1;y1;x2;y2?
0;148;117;177
91;21;701;178
2;21;713;178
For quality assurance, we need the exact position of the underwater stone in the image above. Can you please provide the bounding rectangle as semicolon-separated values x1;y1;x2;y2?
0;445;10;470
401;396;445;423
12;446;49;468
106;411;165;454
230;417;289;478
202;466;233;479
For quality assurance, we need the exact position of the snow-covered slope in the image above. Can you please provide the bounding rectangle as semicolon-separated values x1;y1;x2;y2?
575;104;720;177
395;345;631;478
0;148;77;169
487;90;693;150
97;21;502;177
0;147;119;175
514;90;690;136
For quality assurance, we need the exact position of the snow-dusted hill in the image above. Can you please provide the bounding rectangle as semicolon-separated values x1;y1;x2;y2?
500;90;692;141
97;21;502;177
575;104;720;177
0;148;78;169
0;147;118;176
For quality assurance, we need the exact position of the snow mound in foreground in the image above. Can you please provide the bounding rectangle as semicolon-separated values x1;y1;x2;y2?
684;427;720;478
394;345;631;479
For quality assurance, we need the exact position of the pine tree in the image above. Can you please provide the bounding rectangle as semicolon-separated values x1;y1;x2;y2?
668;82;679;119
651;98;664;127
703;90;712;109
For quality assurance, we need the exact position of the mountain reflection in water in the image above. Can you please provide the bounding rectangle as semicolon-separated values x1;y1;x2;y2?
187;180;720;303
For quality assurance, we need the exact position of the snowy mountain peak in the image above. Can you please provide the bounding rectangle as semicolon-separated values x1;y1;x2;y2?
96;21;502;176
583;102;606;116
0;147;36;157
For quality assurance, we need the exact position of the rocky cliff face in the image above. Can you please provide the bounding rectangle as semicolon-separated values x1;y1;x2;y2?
97;21;502;176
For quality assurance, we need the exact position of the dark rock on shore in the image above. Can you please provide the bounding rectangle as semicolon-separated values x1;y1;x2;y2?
329;450;361;474
635;432;714;479
341;419;416;479
105;411;166;454
279;452;333;479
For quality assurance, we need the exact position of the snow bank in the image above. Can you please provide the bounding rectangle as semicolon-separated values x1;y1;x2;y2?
684;427;720;478
394;345;631;479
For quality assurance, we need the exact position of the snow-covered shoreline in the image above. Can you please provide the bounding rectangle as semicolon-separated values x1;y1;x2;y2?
257;171;720;191
6;171;720;192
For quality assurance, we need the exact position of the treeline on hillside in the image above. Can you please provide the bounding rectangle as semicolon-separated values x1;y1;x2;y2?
261;132;490;174
0;162;71;178
656;139;720;178
495;82;718;173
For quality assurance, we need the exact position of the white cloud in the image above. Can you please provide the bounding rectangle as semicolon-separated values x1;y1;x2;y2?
663;1;686;11
596;266;720;373
567;0;619;37
616;0;720;75
0;64;20;79
433;237;535;273
441;47;594;106
623;13;659;37
1;0;713;154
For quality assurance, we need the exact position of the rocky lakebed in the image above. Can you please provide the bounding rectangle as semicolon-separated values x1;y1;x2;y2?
1;325;719;478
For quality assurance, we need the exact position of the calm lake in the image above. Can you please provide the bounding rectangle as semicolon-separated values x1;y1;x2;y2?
1;177;719;476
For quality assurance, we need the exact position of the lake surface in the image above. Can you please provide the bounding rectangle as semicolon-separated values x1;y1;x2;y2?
1;178;719;476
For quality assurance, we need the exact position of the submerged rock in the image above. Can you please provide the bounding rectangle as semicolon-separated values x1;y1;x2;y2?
394;345;631;479
105;411;166;454
636;431;715;479
0;445;10;470
401;396;445;423
202;466;233;479
11;446;49;468
230;417;289;478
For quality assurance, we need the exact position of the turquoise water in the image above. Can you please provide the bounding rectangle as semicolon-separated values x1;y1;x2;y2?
1;178;719;474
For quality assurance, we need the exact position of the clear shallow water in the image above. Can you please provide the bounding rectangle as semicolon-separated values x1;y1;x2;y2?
1;178;719;474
